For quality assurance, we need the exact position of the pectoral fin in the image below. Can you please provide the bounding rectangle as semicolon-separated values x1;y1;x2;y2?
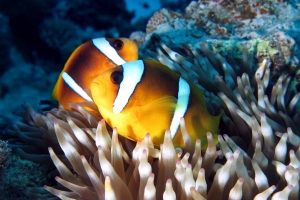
134;96;177;134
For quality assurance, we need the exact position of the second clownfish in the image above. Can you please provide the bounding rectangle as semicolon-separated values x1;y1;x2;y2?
52;38;138;109
91;59;222;148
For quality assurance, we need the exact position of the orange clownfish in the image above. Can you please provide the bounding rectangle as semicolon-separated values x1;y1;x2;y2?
52;38;138;109
91;59;222;148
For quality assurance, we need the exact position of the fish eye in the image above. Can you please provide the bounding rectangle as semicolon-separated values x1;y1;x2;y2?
113;39;124;50
110;71;123;84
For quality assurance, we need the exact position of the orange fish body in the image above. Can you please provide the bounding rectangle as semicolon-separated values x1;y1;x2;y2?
91;59;221;148
52;38;138;109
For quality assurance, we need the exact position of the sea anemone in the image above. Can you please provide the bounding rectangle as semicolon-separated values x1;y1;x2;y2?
1;38;300;199
12;100;300;199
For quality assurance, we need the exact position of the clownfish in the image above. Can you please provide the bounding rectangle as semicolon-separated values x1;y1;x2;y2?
91;59;222;148
52;38;138;109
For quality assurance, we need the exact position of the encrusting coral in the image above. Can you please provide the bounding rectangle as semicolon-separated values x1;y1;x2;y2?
143;0;300;42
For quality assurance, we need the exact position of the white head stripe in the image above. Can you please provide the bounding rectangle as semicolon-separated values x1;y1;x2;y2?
92;38;126;65
113;60;144;114
170;78;190;138
62;72;92;101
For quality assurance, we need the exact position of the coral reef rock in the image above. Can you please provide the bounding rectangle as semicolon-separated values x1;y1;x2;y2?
145;0;300;41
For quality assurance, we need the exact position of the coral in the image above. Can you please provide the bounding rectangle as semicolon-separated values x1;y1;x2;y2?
0;154;47;200
0;139;11;178
256;32;298;71
124;0;162;24
129;31;146;47
146;10;168;34
141;0;300;48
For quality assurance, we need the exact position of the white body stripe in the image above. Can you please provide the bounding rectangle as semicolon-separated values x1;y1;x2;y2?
62;72;92;101
92;38;126;65
170;78;190;138
113;60;144;114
